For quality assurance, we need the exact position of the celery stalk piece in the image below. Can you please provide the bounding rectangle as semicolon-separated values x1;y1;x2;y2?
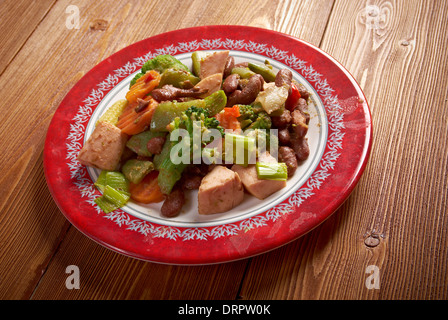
150;99;206;132
203;90;227;116
231;67;256;79
248;63;277;82
103;185;130;208
256;162;288;181
121;159;154;184
105;171;130;195
157;157;187;194
94;196;118;214
224;133;257;166
153;135;172;170
94;170;110;192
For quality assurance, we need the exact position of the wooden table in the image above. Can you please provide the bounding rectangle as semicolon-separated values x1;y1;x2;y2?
1;0;447;300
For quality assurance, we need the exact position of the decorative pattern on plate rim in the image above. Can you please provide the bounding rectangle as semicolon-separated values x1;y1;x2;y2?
65;38;344;241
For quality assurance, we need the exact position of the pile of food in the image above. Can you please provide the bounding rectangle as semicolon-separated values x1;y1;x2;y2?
77;51;310;217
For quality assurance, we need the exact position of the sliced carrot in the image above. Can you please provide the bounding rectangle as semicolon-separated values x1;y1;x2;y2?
129;171;165;204
125;70;161;104
116;96;159;135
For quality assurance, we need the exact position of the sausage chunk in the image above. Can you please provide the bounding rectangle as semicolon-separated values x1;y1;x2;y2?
78;121;127;171
198;166;244;215
232;153;286;200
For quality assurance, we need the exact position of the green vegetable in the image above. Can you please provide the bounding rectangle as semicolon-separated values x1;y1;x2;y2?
94;170;109;192
150;99;206;132
142;54;190;74
224;133;257;166
121;159;154;184
94;196;118;214
237;105;272;130
247;111;272;130
95;171;129;194
248;62;277;82
157;157;188;195
159;68;200;88
237;105;258;123
150;90;227;132
157;106;225;194
94;171;130;213
254;84;288;115
245;129;279;157
204;90;227;116
103;185;130;207
256;162;288;181
103;171;130;195
129;72;144;88
126;131;166;157
130;54;191;88
153;136;171;170
231;67;256;79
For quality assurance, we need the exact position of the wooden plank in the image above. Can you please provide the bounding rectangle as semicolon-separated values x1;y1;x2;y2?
239;0;448;299
0;0;56;74
0;0;335;299
30;227;248;299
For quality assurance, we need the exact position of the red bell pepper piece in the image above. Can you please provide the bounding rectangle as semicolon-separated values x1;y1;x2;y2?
285;82;301;111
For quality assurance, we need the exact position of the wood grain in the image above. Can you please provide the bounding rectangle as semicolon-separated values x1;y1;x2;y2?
0;0;56;74
0;0;335;299
239;0;448;299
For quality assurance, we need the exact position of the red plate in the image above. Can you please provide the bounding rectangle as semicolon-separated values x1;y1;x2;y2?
44;26;372;265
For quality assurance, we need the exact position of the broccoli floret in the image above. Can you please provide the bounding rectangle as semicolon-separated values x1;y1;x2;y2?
237;105;271;130
142;54;190;74
247;112;272;130
129;72;144;88
168;106;224;162
182;106;224;137
130;54;191;89
237;105;258;129
237;105;257;122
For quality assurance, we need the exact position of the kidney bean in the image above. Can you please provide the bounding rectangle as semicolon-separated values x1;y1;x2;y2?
278;128;291;145
275;69;292;89
290;133;310;162
182;174;203;190
271;109;292;128
291;109;308;138
226;74;264;107
222;73;240;94
297;83;310;101
295;98;310;124
278;146;298;177
161;187;185;218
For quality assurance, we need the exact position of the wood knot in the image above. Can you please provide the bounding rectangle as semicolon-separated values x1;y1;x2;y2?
90;19;109;31
364;234;380;248
400;40;410;46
